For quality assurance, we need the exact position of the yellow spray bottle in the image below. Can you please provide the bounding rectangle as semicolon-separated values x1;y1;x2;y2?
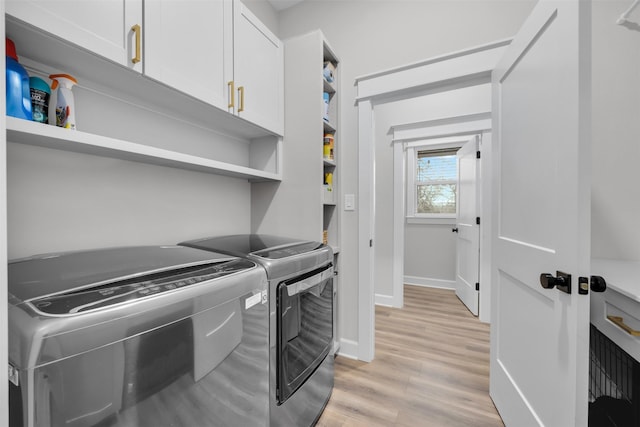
49;74;77;130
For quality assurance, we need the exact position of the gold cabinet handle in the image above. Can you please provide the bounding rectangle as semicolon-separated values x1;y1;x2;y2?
228;81;235;109
131;24;141;64
607;315;640;336
238;86;245;112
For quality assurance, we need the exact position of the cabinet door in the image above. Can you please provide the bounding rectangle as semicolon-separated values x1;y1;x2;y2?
144;0;232;111
6;0;142;73
233;2;283;135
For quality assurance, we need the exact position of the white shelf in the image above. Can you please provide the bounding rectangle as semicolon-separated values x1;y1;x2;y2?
323;186;336;205
6;117;281;182
323;120;336;133
323;78;336;94
323;158;336;167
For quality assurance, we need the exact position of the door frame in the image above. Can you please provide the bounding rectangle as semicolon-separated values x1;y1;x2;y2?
355;39;510;360
392;118;491;317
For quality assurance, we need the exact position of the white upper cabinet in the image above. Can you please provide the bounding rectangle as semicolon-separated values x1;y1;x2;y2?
5;0;143;73
144;0;233;112
232;2;284;136
144;0;282;135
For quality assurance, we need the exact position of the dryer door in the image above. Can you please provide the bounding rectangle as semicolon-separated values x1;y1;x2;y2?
276;264;333;404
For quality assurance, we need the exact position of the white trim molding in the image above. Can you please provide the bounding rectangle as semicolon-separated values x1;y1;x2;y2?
336;339;360;360
355;39;511;101
392;113;492;143
404;276;456;290
357;98;375;362
406;217;457;225
375;293;396;307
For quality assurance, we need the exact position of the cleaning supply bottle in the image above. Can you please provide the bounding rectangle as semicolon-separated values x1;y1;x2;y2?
29;76;51;124
5;38;32;120
49;73;78;130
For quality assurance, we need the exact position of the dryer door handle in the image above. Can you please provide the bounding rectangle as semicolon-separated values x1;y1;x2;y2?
286;268;333;297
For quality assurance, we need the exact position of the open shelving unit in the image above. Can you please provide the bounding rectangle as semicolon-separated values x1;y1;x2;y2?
7;117;281;181
322;42;340;253
268;30;340;353
320;36;341;356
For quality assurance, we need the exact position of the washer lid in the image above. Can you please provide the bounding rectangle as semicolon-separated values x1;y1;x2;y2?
9;245;239;304
181;234;324;259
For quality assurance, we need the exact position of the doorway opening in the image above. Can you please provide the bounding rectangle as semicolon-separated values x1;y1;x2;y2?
355;40;509;361
392;129;489;318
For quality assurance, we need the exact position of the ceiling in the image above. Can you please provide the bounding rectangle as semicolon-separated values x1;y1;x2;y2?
267;0;307;11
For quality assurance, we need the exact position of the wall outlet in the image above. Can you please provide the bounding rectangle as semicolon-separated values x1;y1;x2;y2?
344;194;355;211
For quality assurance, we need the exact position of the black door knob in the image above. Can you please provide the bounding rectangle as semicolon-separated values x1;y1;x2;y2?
540;273;565;289
452;228;459;233
590;275;606;292
540;271;572;294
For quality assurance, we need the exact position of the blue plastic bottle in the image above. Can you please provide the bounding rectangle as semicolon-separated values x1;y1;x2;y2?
6;38;32;120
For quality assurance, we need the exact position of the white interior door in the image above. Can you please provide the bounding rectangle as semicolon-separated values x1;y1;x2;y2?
490;1;591;426
455;135;480;316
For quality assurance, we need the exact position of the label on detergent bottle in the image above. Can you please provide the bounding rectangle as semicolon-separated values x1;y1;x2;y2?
56;105;75;129
30;89;49;123
29;76;50;124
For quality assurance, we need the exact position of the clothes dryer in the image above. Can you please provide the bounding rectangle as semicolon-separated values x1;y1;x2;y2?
180;235;334;427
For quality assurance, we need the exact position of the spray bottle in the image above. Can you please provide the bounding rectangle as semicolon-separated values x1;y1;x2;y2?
49;74;78;130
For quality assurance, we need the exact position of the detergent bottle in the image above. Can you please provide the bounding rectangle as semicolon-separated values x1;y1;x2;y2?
49;74;78;130
29;76;50;124
5;38;32;120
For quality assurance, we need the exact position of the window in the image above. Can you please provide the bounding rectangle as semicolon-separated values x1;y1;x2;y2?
416;149;458;215
406;145;460;221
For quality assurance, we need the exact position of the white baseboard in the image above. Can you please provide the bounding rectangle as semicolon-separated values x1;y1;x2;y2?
336;338;359;360
404;275;456;290
375;293;395;307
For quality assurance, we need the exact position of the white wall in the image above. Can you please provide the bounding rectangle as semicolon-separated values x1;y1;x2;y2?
405;223;456;280
7;144;251;259
279;0;535;348
243;0;279;36
591;1;640;262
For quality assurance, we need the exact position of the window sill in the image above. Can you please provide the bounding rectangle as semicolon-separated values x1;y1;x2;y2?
406;217;456;225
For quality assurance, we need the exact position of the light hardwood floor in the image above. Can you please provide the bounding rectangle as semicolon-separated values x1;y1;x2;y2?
316;285;504;427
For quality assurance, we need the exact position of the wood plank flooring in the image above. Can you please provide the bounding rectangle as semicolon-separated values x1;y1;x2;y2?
316;285;503;427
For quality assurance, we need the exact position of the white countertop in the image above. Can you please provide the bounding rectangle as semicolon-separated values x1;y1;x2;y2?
592;258;640;304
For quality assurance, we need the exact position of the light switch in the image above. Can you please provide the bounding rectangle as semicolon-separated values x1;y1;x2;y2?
344;194;355;211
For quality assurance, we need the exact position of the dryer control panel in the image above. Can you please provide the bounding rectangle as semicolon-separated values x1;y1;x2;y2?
28;259;255;315
252;242;324;259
